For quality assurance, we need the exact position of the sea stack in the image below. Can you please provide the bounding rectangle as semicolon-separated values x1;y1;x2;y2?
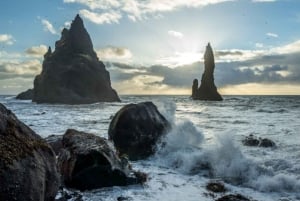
18;14;120;104
192;43;222;101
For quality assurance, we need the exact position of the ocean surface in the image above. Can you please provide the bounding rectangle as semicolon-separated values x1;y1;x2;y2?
1;95;300;201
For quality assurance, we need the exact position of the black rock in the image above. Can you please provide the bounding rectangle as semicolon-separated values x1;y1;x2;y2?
242;134;276;148
45;135;63;155
31;14;120;104
215;194;251;201
57;129;145;191
0;103;60;201
192;43;222;101
108;102;171;160
16;89;33;100
206;181;227;193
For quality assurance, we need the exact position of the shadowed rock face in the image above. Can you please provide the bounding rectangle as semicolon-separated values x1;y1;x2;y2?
57;129;145;191
16;89;33;100
0;103;59;201
28;14;120;104
192;43;222;101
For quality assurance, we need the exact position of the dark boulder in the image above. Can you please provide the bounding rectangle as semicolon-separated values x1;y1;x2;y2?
206;181;227;193
31;14;120;104
0;103;59;201
192;43;222;101
215;194;251;201
57;129;145;191
242;134;275;148
16;89;33;100
45;135;63;155
108;102;171;160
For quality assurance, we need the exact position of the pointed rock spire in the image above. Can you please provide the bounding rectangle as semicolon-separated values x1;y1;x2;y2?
191;43;222;101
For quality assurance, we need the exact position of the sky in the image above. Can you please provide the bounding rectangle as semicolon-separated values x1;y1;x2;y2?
1;0;300;95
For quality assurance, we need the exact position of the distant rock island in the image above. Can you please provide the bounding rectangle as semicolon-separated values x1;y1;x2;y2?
192;43;222;101
17;14;120;104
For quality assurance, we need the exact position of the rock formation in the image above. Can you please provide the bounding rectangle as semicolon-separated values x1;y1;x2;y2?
15;89;33;100
18;14;120;104
192;43;222;101
0;103;59;201
108;102;171;160
57;129;145;190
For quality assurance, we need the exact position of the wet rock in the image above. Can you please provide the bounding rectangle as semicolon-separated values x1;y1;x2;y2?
191;43;222;101
31;14;120;104
108;102;171;160
242;134;275;148
259;138;276;147
45;135;63;155
16;89;33;100
206;181;226;193
58;129;145;191
0;103;60;201
55;188;83;201
215;194;251;201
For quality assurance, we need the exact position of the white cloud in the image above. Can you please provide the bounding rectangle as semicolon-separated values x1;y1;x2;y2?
0;59;42;76
64;0;234;23
25;45;48;57
266;32;279;38
0;34;15;45
64;0;121;10
79;9;122;24
255;43;264;48
41;19;57;35
168;30;184;39
96;46;133;61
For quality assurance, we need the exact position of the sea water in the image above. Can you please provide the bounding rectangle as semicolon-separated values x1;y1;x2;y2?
1;95;300;201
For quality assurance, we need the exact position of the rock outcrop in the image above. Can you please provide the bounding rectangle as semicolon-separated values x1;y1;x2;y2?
242;134;276;148
108;102;171;160
192;43;222;101
0;103;59;201
16;89;33;100
18;14;120;104
57;129;145;191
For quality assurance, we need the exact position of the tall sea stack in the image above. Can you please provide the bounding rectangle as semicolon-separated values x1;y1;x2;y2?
192;43;222;101
18;14;120;104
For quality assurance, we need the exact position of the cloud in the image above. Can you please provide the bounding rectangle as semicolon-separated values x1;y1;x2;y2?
0;59;42;78
25;45;48;57
255;43;264;48
41;19;57;35
96;46;133;62
64;0;234;23
64;0;121;10
168;30;184;39
79;9;122;24
0;34;15;45
266;32;279;38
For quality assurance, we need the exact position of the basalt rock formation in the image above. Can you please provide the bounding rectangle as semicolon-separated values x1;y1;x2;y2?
192;43;222;101
18;14;120;104
0;103;59;201
108;102;171;160
15;89;33;100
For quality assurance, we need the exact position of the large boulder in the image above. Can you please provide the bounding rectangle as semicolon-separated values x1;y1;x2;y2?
16;89;33;100
108;102;171;160
57;129;145;191
28;14;120;104
192;43;222;101
0;103;59;201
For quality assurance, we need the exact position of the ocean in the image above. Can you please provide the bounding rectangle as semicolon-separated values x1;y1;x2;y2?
1;95;300;201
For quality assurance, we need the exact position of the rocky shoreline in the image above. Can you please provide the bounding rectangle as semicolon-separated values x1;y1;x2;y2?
0;101;268;201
